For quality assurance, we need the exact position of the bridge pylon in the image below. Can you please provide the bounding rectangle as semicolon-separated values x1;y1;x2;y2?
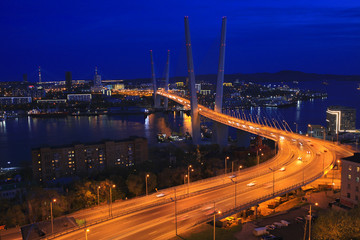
213;16;229;147
150;50;160;108
164;50;170;109
184;16;201;145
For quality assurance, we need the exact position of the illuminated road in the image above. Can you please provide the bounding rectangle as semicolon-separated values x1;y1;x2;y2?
54;91;354;240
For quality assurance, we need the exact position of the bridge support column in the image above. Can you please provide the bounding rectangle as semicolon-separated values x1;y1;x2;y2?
164;97;168;109
212;122;228;147
237;129;250;148
184;17;200;145
164;50;170;110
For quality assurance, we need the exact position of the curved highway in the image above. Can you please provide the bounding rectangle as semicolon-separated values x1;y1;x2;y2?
54;91;354;240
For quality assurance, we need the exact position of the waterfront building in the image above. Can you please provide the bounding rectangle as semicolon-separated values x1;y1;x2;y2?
32;137;148;182
65;71;72;90
200;89;211;95
340;153;360;208
37;99;67;104
0;182;26;200
307;124;325;139
0;97;32;105
326;106;356;135
195;83;201;92
67;93;92;102
94;67;102;86
175;82;184;87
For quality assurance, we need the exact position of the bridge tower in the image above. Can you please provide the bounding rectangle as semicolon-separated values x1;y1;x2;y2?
184;16;201;145
164;50;170;109
213;16;229;147
150;50;161;108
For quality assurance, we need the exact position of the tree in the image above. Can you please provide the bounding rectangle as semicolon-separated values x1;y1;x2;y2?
126;174;143;196
312;207;360;240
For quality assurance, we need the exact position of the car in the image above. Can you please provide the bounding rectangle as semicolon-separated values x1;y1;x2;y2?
298;157;302;161
229;175;236;179
324;149;328;152
307;151;311;154
266;224;276;230
279;167;286;171
247;181;256;187
156;193;166;198
295;217;305;223
262;235;283;240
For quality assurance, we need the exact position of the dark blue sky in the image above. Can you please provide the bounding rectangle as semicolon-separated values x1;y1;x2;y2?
1;0;360;82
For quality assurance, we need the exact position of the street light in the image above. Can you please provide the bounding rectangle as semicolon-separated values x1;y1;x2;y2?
308;124;313;137
145;174;150;196
308;202;318;240
97;186;100;206
213;206;221;240
238;165;243;172
294;122;298;133
85;228;90;240
257;149;262;167
269;168;275;196
225;157;229;174
187;165;193;194
109;184;115;217
50;198;56;234
320;126;326;140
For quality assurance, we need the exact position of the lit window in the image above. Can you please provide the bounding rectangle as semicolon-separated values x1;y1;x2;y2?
357;167;360;172
38;168;41;171
349;165;352;171
349;174;352;180
38;161;41;164
357;177;359;183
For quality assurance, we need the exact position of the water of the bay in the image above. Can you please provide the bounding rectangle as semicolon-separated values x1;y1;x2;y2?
0;79;359;167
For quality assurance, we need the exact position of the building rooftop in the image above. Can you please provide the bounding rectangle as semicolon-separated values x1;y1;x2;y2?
342;153;360;163
32;136;147;150
328;106;356;111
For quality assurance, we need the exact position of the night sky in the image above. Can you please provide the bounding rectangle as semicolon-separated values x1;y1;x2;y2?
1;0;360;82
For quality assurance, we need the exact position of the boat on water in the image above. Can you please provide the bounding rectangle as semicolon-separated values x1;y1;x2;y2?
28;109;68;118
357;83;360;90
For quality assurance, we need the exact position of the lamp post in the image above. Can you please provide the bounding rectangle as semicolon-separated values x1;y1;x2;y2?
85;228;90;240
269;168;275;196
232;161;234;175
184;174;187;185
294;122;298;133
231;178;237;208
109;184;115;217
308;202;318;240
187;165;193;194
145;174;150;196
225;157;229;174
50;198;56;234
97;186;100;206
308;124;313;137
321;126;326;140
174;188;177;236
257;149;262;167
213;204;221;240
